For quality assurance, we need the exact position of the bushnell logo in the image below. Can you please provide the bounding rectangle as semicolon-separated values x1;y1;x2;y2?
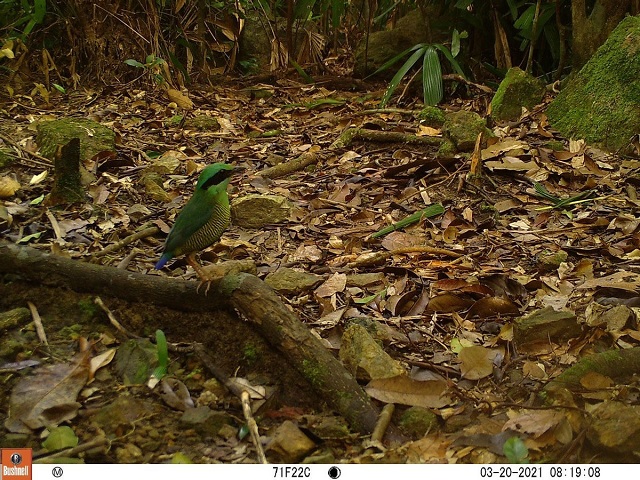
1;448;32;479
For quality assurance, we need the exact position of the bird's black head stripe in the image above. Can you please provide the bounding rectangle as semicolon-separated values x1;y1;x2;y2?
201;168;233;190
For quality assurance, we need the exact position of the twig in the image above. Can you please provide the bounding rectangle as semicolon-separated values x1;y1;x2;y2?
242;390;268;464
27;301;48;345
91;225;160;259
257;150;320;179
371;403;394;443
442;74;494;94
0;132;53;166
347;246;462;269
94;297;139;338
34;436;109;460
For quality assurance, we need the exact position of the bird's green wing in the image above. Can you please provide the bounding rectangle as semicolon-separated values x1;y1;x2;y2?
164;192;214;255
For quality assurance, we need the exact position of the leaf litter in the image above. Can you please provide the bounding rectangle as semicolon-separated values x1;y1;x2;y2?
1;81;640;463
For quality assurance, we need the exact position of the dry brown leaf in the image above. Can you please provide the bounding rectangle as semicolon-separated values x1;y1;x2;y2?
481;139;528;160
503;409;564;438
466;297;520;318
426;293;474;313
0;176;20;198
159;377;194;411
166;88;194;110
580;371;614;390
366;375;453;408
89;348;116;380
5;350;90;432
458;346;501;380
315;273;347;297
381;231;425;251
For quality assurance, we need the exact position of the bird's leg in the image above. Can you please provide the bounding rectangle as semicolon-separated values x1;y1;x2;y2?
186;253;212;295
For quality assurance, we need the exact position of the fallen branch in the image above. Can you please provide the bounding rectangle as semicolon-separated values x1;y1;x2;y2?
0;242;390;438
91;224;159;259
331;128;443;150
257;150;320;179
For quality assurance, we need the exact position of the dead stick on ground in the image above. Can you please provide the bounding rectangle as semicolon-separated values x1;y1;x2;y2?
27;301;48;345
242;390;267;464
94;297;139;338
331;128;444;150
91;225;160;259
0;132;53;166
371;403;395;443
34;436;109;460
257;150;320;179
347;246;462;269
0;242;401;440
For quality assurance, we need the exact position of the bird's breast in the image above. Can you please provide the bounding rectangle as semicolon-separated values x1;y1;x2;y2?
178;202;231;255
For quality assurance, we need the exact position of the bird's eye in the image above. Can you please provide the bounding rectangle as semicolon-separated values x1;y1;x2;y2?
201;169;232;189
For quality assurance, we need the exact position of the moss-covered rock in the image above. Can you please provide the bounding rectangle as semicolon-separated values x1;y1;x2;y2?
399;406;439;438
354;11;430;77
490;67;545;121
417;106;446;127
184;115;220;132
442;110;492;151
546;16;640;152
231;194;291;228
0;148;15;168
36;118;115;161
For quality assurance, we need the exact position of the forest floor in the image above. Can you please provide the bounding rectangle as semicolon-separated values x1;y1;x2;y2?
1;77;640;464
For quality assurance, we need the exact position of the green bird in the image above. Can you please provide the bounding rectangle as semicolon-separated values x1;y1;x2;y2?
155;163;237;277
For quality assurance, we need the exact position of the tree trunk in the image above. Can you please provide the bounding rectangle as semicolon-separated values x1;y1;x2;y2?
571;0;632;70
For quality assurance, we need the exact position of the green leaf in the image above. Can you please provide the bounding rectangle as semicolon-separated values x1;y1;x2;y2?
52;83;66;94
503;436;529;464
354;289;387;305
171;453;193;464
124;59;144;68
16;232;43;243
380;45;427;107
451;29;460;58
331;0;345;28
238;424;250;440
33;0;46;23
22;18;37;36
294;0;317;20
514;5;535;34
290;59;314;84
422;46;443;106
433;43;466;77
506;0;519;21
154;329;168;380
367;43;427;79
370;203;444;238
42;426;79;451
450;338;463;353
30;194;45;205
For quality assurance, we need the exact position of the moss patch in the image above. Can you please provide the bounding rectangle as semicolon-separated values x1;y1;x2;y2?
546;16;640;152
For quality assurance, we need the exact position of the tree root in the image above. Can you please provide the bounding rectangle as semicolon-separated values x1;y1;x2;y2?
0;242;398;439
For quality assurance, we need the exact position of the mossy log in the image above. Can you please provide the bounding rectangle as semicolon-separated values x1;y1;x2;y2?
257;150;319;179
330;128;444;149
545;347;640;391
0;242;388;438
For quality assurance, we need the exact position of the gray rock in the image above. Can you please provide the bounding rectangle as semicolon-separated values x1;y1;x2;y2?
231;194;291;228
